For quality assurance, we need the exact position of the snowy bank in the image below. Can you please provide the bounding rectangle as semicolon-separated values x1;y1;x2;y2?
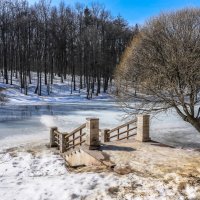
1;143;200;200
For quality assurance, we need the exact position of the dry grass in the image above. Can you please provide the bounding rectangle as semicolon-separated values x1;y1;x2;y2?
107;186;119;196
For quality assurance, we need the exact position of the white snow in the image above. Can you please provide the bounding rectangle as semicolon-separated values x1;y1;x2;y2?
40;115;57;128
0;147;123;200
0;76;200;199
0;145;194;200
185;185;198;199
0;72;112;105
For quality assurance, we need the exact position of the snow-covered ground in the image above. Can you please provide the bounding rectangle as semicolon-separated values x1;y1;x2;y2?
2;142;199;200
0;72;114;105
0;78;200;200
0;144;130;200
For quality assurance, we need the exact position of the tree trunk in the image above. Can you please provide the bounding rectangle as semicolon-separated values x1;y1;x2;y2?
187;117;200;133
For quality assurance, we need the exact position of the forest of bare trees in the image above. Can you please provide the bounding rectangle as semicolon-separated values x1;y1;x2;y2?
0;0;135;98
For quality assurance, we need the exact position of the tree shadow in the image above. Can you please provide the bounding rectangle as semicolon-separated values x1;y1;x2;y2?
149;140;175;148
100;144;135;152
150;140;200;149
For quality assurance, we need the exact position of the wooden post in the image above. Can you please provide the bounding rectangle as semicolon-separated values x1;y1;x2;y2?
80;129;82;145
117;129;119;140
65;136;69;149
136;115;151;142
127;124;129;139
101;129;110;143
50;127;58;147
85;118;100;150
59;133;65;153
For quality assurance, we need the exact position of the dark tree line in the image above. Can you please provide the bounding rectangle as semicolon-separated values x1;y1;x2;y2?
0;0;135;98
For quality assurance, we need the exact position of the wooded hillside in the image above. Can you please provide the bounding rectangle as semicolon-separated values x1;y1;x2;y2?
0;0;136;97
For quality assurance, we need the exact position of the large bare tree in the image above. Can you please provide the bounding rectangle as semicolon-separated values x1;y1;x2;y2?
115;8;200;132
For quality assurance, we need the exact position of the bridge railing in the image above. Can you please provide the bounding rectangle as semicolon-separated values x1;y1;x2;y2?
50;123;86;153
65;123;86;151
101;119;137;142
50;115;150;153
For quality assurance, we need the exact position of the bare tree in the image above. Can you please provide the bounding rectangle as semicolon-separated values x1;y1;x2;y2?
0;87;6;102
0;0;133;98
115;8;200;132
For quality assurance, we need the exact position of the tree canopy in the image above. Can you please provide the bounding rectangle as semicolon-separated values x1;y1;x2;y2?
115;8;200;132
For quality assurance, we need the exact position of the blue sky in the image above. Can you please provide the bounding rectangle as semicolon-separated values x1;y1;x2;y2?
28;0;200;25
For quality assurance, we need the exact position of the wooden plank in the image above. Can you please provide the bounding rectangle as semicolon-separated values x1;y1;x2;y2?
65;123;86;138
109;134;118;140
65;133;86;145
66;140;86;151
108;119;136;134
119;126;136;135
109;127;137;139
117;129;119;140
55;141;59;145
118;133;137;141
73;133;75;147
80;129;82;145
54;130;60;135
55;136;59;140
127;124;129;138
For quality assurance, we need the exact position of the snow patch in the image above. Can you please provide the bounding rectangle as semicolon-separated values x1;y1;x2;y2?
185;185;198;199
40;115;56;128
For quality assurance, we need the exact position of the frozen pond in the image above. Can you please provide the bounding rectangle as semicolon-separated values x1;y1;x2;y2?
0;101;200;149
0;101;124;149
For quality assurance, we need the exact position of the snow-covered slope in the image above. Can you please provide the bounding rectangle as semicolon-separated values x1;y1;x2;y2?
1;143;199;200
0;80;111;105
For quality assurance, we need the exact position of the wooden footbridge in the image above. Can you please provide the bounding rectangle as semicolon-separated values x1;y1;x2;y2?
50;115;150;167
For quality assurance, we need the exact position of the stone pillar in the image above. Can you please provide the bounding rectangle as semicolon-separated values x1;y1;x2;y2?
59;133;66;153
101;129;110;143
50;127;58;147
85;118;100;150
136;115;151;142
